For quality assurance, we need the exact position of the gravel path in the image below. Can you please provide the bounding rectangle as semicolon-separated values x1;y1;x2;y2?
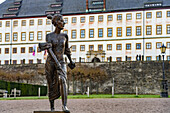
0;98;170;113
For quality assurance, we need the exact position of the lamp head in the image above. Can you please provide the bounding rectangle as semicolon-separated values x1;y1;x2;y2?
160;43;166;54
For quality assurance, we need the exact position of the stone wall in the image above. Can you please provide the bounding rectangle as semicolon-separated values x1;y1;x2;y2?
0;61;169;94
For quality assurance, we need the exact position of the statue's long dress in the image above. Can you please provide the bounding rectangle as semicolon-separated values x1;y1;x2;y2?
45;33;70;101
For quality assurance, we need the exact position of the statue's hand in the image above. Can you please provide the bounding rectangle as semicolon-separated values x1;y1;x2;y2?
68;61;75;70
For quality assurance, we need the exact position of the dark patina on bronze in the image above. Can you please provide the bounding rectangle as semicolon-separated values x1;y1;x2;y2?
39;14;75;112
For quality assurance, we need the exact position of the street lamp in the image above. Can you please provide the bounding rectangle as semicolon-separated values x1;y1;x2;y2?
160;43;168;98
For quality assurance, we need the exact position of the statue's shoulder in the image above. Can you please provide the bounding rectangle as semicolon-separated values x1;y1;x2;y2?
60;33;68;39
46;32;54;42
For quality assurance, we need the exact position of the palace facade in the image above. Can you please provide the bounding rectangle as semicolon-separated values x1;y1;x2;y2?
0;0;170;64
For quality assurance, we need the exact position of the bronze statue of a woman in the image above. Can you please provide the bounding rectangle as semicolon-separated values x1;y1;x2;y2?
44;14;75;112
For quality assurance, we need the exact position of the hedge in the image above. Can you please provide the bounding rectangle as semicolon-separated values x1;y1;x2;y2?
0;80;47;96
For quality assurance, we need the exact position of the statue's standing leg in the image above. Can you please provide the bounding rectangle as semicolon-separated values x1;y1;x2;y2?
59;75;70;113
50;99;54;111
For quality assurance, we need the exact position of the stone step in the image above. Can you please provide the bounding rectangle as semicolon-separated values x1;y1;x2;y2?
34;111;70;113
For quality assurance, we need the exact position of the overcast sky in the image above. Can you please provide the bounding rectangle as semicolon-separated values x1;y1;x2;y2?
0;0;5;4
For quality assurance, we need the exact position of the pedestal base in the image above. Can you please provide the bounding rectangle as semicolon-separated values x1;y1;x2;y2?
34;111;70;113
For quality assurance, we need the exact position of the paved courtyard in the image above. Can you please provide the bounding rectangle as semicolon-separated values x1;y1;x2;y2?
0;98;170;113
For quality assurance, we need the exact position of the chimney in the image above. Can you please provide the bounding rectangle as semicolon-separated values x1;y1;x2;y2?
103;0;106;11
86;0;88;12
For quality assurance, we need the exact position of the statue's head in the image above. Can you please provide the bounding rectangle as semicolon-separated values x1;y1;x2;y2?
47;14;65;30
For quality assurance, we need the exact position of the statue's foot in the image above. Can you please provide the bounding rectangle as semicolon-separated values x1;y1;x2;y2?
51;107;55;111
62;106;70;113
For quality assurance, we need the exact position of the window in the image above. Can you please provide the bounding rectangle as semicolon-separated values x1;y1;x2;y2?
13;48;17;54
117;14;122;20
64;18;68;24
80;17;85;23
13;21;18;27
89;45;94;51
136;26;141;36
146;12;152;18
5;60;9;65
5;48;9;54
81;58;85;62
63;30;68;34
136;13;141;19
126;13;132;20
108;15;113;21
13;33;17;41
167;42;170;48
38;19;43;25
146;26;152;35
0;33;2;42
101;56;105;62
98;45;103;51
89;16;94;22
107;44;112;50
156;11;162;18
156;25;162;35
167;25;170;34
80;45;85;51
0;21;2;27
46;19;51;25
107;28;112;37
30;20;34;26
146;56;151;61
126;44;131;50
29;32;34;41
117;27;122;37
167;11;170;17
146;43;152;49
37;47;41;53
6;21;10;27
37;31;42;40
71;30;76;39
167;56;170;61
98;28;103;37
156;56;160;61
136;43;141;50
22;20;26;26
126;27;132;36
29;47;33;53
71;45;76;52
72;17;76;23
46;31;51;35
21;59;25;64
126;57;131;61
156;42;162;49
29;60;33;64
116;44;122;50
80;29;85;38
21;32;26;41
5;33;10;42
21;47;25;53
116;57;122;61
89;29;94;38
98;15;103;22
37;59;41;64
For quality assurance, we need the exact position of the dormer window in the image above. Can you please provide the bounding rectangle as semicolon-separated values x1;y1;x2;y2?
8;7;19;11
92;1;103;5
51;4;62;8
144;2;163;8
14;1;21;5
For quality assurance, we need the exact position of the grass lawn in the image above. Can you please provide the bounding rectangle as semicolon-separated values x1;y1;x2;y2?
0;94;169;100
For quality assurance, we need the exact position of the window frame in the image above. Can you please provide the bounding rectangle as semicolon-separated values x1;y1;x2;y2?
89;29;94;38
98;15;103;22
37;31;42;40
116;44;122;50
5;33;10;42
146;42;152;49
89;45;94;51
117;27;122;37
21;47;25;53
136;13;142;19
29;32;34;41
146;25;152;35
126;43;131;50
21;20;26;26
80;17;85;23
71;45;76;52
29;20;34;26
12;48;17;54
136;26;142;36
107;44;112;51
38;19;43;25
80;45;85;51
71;30;77;39
13;32;18;41
126;27;132;36
21;32;26;41
5;48;9;54
107;27;113;37
126;13;132;20
98;28;103;38
156;11;162;18
136;43;141;50
117;14;122;20
146;12;152;19
72;17;77;23
156;42;162;49
80;29;85;38
98;44;103;51
107;15;113;21
156;25;162;35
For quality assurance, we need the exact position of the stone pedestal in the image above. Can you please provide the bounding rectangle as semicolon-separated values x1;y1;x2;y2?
34;111;70;113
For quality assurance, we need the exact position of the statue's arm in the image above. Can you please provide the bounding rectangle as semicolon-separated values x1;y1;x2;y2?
65;34;75;69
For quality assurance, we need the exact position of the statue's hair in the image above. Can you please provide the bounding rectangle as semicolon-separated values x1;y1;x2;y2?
47;14;63;26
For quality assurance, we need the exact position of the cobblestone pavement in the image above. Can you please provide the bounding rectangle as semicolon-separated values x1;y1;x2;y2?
0;98;170;113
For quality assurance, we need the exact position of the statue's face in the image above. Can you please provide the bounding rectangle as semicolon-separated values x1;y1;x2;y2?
54;16;65;30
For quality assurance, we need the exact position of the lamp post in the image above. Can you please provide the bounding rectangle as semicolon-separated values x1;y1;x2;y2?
160;44;168;98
